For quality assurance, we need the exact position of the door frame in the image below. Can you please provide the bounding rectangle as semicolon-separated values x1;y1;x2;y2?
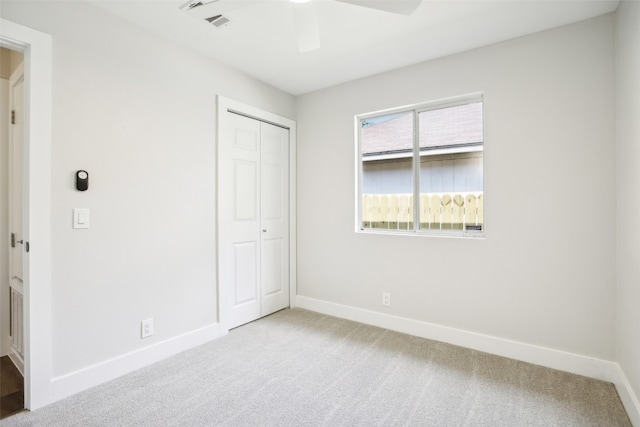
0;19;53;410
217;96;297;333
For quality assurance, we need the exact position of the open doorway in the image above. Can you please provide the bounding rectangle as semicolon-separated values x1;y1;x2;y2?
0;18;53;411
1;46;25;419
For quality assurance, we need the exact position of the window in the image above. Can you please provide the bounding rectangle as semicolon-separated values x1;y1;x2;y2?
358;94;484;236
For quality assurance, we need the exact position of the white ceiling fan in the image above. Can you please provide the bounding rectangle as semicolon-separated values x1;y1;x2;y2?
180;0;422;53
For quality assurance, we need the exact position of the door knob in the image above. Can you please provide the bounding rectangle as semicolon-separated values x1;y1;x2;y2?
262;229;267;232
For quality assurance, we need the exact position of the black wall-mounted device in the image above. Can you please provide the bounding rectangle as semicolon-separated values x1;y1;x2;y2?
76;170;89;191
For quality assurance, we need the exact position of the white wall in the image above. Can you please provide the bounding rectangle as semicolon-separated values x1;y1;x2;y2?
0;48;10;79
0;0;294;381
616;0;640;422
296;15;616;360
0;47;22;79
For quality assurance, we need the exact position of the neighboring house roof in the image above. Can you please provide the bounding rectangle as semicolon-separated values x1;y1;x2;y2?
362;102;483;156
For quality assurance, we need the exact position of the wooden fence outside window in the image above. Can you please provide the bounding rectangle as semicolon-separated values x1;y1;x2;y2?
362;192;484;231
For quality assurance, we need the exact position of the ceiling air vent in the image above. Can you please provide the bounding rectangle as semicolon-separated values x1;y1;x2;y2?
184;0;220;10
205;14;230;29
187;1;204;9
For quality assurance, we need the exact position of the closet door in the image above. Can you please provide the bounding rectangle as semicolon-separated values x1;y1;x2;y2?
260;122;289;317
219;112;289;329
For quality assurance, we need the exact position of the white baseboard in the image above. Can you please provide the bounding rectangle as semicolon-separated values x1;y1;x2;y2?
51;323;224;402
613;365;640;426
296;296;618;381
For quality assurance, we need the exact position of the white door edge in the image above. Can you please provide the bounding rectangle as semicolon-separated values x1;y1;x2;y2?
9;62;24;289
8;62;25;374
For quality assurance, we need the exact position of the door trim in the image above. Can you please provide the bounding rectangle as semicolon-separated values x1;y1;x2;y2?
217;96;297;333
1;19;53;410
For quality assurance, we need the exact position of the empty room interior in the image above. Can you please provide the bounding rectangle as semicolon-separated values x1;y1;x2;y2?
1;0;639;425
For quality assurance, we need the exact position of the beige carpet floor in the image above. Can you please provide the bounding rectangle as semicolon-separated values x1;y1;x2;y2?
2;308;632;426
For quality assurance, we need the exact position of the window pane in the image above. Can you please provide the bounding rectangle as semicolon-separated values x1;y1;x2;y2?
362;112;413;156
361;111;414;230
419;102;483;150
418;102;483;232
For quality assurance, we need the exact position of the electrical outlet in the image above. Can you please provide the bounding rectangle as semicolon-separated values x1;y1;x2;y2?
382;292;391;307
141;318;153;339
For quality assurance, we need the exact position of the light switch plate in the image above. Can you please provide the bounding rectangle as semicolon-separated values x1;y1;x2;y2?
73;208;90;229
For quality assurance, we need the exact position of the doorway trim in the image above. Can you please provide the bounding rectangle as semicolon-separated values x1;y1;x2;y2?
1;19;53;410
216;96;297;333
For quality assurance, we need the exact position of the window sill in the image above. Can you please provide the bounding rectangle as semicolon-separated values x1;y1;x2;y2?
357;228;485;239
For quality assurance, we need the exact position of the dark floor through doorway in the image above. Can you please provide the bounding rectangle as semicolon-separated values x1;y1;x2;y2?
0;355;24;419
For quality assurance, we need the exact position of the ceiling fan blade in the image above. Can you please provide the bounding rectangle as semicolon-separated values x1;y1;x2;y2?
292;2;321;53
334;0;421;16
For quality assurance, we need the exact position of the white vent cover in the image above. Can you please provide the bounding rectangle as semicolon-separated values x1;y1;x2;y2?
205;14;231;28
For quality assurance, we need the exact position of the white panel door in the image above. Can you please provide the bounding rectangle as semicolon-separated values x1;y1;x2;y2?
219;111;289;329
9;73;24;293
8;68;25;370
220;113;262;328
260;122;289;316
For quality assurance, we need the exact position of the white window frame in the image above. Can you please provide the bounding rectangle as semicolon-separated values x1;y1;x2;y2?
356;92;484;238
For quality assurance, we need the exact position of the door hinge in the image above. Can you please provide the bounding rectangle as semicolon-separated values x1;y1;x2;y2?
10;233;26;251
11;110;15;125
